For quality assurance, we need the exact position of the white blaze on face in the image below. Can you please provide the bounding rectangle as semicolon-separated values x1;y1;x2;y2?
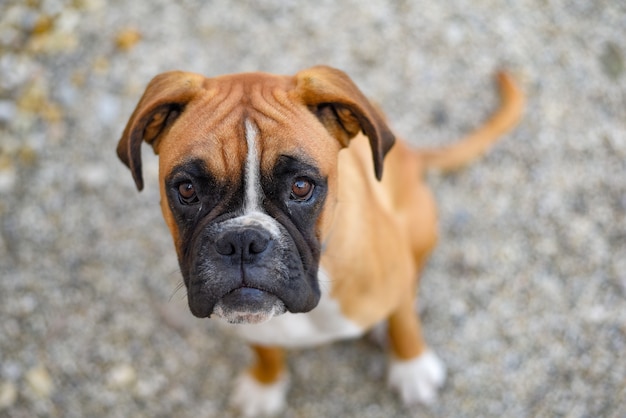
244;119;262;213
237;118;282;237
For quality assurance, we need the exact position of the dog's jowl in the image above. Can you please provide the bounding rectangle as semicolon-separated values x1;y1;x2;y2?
117;66;523;416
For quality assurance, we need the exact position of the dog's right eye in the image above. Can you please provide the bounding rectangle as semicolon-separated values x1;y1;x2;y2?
178;182;199;205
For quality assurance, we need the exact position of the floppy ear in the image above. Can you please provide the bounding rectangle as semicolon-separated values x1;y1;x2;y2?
117;71;205;191
294;65;395;180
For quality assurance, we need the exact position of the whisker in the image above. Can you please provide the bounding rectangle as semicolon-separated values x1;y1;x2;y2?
317;268;336;294
167;269;187;301
168;280;187;301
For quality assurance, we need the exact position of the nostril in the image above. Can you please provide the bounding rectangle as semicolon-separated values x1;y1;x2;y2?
215;228;272;259
244;229;270;256
248;236;269;255
215;236;236;256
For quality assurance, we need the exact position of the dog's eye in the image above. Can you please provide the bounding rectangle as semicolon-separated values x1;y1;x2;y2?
290;178;314;201
178;182;199;205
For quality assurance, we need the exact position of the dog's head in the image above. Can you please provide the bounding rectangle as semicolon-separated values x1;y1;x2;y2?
117;66;394;324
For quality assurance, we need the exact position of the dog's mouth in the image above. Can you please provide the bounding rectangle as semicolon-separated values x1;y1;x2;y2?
212;287;287;325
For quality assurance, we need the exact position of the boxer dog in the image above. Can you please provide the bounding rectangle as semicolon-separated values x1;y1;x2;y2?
117;66;523;416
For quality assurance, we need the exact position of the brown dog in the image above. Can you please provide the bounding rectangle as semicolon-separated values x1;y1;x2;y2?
117;66;523;416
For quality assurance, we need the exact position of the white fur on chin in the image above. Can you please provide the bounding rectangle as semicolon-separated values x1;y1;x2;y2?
213;301;286;325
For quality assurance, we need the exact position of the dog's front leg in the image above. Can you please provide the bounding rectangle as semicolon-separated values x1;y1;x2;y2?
231;345;289;417
387;294;446;406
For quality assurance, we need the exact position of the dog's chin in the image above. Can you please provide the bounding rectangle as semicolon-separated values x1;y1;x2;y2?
211;287;287;325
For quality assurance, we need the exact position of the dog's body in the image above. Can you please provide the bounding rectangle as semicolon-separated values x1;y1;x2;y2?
117;66;523;416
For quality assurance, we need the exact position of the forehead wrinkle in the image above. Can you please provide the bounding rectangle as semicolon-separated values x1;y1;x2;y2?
187;82;250;179
243;81;294;125
244;86;341;178
214;116;246;180
162;111;246;181
192;82;243;128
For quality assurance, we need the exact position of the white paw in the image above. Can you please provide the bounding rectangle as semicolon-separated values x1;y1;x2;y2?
387;350;446;405
230;372;289;417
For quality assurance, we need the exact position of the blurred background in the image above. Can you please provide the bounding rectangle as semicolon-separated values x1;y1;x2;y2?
1;1;624;417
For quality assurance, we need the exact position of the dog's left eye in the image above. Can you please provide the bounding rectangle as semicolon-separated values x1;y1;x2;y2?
290;178;314;201
178;182;199;205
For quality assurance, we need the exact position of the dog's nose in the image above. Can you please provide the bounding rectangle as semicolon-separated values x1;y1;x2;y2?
215;227;272;261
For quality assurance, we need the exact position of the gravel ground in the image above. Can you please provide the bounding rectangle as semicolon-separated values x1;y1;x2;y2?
1;1;625;417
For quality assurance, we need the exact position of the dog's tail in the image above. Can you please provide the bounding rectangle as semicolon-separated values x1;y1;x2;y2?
419;71;524;172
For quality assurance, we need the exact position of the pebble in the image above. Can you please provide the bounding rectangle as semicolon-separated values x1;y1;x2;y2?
107;364;137;389
0;172;15;194
1;362;23;382
115;28;142;51
14;294;37;316
25;365;54;398
96;94;121;124
0;100;17;122
135;374;167;399
0;382;18;410
79;164;109;189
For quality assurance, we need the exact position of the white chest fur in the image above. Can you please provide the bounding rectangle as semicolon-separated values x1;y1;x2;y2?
217;269;365;348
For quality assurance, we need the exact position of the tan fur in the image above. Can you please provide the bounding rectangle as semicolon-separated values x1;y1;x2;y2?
322;71;524;359
249;345;286;384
